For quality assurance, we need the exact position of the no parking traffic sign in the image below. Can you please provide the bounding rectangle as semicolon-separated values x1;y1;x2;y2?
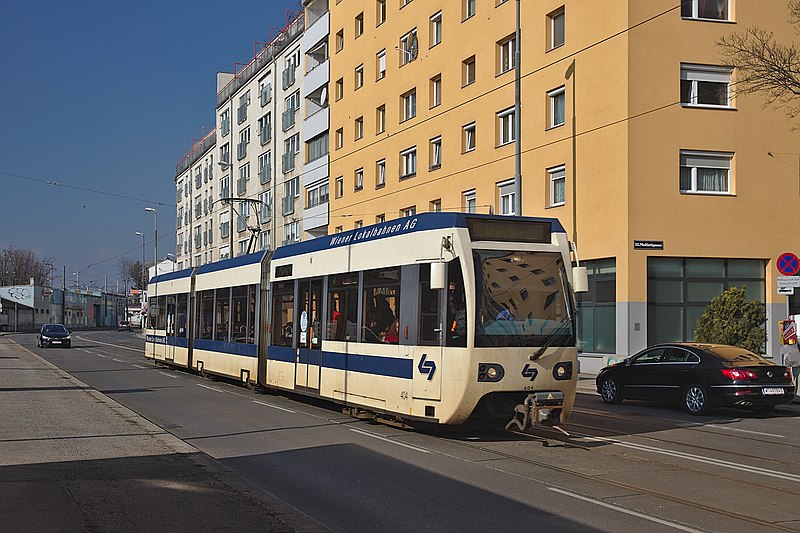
777;252;800;276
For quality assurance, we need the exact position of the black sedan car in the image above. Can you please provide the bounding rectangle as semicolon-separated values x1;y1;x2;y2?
37;324;72;348
596;343;795;415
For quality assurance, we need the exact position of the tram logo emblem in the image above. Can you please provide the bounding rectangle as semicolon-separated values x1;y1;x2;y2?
418;354;436;381
521;364;538;381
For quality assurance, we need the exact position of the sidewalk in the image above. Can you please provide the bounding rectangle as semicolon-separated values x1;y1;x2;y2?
577;373;597;395
0;337;327;532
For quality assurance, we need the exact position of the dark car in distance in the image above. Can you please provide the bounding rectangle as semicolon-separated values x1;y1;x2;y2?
118;320;133;332
596;343;795;415
37;324;72;348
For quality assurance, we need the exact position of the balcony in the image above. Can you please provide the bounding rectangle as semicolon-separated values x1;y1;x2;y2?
281;195;295;216
282;108;297;131
237;141;247;160
259;164;271;184
237;105;247;124
282;66;296;90
282;151;296;174
260;83;272;106
260;126;271;145
220;222;230;239
261;204;272;223
236;177;247;196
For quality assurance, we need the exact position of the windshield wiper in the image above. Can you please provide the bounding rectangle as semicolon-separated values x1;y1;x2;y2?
530;313;573;361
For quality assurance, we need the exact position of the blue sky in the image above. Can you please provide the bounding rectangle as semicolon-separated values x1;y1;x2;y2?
0;0;298;290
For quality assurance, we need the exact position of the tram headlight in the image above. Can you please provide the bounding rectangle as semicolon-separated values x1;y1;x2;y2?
477;363;504;382
553;362;573;381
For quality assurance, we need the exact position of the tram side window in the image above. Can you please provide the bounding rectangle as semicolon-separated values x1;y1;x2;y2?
446;260;467;347
327;273;358;341
362;267;400;344
196;290;214;339
247;285;256;343
231;285;254;344
176;293;188;338
419;266;441;345
214;288;230;342
271;281;294;347
166;295;176;336
156;295;167;330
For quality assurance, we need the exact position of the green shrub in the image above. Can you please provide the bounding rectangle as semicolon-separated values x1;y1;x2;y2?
693;286;766;353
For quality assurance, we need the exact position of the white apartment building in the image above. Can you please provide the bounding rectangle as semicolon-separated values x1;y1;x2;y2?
174;130;216;270
302;0;331;239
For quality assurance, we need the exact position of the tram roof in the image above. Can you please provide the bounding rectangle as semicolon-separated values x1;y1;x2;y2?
195;251;266;276
272;212;565;260
149;267;195;285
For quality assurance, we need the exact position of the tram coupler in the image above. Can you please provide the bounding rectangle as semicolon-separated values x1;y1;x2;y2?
505;392;569;436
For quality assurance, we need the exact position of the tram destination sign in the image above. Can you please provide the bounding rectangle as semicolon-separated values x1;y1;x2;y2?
634;240;664;250
466;218;551;243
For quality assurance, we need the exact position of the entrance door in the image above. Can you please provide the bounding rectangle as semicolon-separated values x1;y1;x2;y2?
165;295;176;362
296;279;323;392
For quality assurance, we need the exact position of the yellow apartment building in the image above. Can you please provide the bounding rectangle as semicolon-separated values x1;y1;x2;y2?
327;0;800;372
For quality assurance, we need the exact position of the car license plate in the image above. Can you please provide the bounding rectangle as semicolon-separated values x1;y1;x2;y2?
762;387;784;395
52;340;61;344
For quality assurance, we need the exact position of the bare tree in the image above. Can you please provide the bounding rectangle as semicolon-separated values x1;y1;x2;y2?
0;246;51;286
718;1;800;121
118;257;147;291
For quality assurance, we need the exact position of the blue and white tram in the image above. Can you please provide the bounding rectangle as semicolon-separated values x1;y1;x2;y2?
145;213;587;427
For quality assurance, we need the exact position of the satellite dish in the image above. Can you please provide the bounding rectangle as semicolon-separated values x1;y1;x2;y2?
319;86;328;106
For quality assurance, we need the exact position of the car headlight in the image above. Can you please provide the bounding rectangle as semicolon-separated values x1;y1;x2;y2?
41;335;51;340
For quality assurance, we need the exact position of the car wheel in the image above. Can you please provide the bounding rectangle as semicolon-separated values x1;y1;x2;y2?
600;377;623;404
683;383;711;415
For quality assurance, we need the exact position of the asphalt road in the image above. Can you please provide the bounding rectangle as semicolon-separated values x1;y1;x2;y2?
17;330;800;532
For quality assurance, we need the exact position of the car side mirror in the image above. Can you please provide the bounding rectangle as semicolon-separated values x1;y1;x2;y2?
625;358;631;366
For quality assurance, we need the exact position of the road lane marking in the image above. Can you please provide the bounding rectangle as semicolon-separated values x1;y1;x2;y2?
158;371;178;379
132;364;147;369
581;434;800;483
252;400;295;413
548;488;703;533
348;427;430;454
112;358;123;363
197;384;224;393
707;424;785;438
73;335;142;353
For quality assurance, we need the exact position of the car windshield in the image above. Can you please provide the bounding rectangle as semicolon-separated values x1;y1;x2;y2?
703;345;771;365
43;325;67;334
473;250;574;347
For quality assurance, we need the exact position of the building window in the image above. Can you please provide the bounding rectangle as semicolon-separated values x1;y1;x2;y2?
354;116;364;140
258;113;272;145
376;159;386;188
401;89;417;121
463;0;476;20
335;176;344;198
497;107;515;146
548;7;565;50
400;29;418;65
462;122;476;152
355;12;364;37
400;146;417;178
430;74;441;108
306;132;328;163
577;259;616;354
401;0;412;6
430;199;441;212
429;136;442;170
336;29;344;52
355;64;364;90
355;167;364;191
430;11;442;47
462;55;476;86
463;189;477;213
679;150;732;194
259;191;272;222
548;86;565;128
548;165;566;206
680;64;733;108
497;34;516;74
259;76;272;106
498;179;515;215
647;258;764;345
335;78;344;101
220;109;230;137
376;49;386;80
237;163;250;196
376;0;386;25
402;206;416;217
681;0;729;21
376;213;385;223
258;151;272;184
376;104;386;133
335;128;344;149
237;90;250;124
237;127;250;160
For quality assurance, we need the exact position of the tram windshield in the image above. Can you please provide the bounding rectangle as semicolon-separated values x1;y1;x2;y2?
474;250;575;347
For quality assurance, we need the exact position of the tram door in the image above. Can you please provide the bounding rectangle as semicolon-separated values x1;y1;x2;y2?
296;279;323;391
165;295;176;363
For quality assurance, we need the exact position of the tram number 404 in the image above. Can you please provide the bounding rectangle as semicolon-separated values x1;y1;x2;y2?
400;390;408;400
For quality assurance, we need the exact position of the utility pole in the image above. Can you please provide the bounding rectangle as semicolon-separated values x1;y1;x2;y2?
62;265;66;325
513;0;522;216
